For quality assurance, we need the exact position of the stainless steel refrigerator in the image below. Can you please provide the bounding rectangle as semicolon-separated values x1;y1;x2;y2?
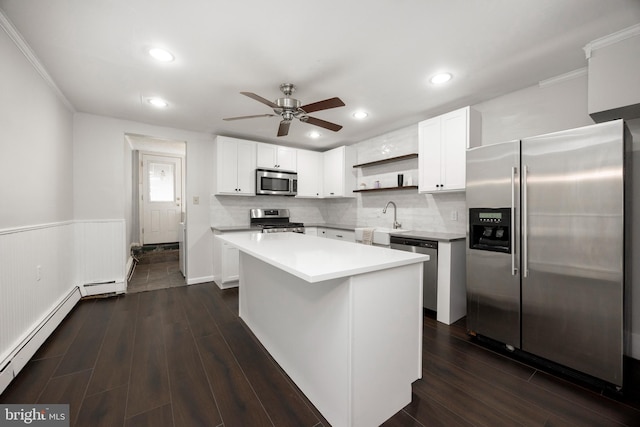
466;119;629;387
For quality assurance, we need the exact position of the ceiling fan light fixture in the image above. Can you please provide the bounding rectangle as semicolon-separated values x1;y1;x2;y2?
430;72;452;85
147;97;168;108
353;111;368;119
149;48;175;62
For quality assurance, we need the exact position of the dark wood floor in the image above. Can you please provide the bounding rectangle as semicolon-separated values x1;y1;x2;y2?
2;281;639;426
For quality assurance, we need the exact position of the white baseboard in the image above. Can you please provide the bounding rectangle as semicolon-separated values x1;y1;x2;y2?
186;275;215;285
0;287;81;394
215;280;239;290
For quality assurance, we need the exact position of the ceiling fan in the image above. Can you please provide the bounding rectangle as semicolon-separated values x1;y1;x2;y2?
223;83;345;137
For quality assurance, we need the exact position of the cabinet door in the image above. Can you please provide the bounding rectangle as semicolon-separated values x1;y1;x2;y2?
304;227;318;236
441;109;467;191
256;143;277;169
221;242;240;283
277;146;297;171
325;229;355;242
218;138;240;193
323;147;343;197
296;149;322;197
236;140;257;195
418;118;442;192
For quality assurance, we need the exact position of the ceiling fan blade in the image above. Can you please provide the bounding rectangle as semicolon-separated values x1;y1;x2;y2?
300;97;345;114
241;92;279;109
277;120;291;137
223;114;276;121
303;116;343;132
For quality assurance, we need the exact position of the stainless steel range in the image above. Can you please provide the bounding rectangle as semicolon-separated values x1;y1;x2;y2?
250;208;304;234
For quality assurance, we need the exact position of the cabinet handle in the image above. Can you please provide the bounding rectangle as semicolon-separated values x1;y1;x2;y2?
336;234;343;238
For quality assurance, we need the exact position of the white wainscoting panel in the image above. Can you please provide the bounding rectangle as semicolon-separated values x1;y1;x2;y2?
0;222;75;375
74;219;126;296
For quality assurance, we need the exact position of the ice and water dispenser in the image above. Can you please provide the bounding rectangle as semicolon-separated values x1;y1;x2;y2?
468;208;512;253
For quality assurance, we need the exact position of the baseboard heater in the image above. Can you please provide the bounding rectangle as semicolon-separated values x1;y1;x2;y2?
80;280;125;297
0;286;81;394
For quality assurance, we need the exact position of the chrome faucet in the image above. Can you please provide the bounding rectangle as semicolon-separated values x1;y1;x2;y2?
383;201;402;229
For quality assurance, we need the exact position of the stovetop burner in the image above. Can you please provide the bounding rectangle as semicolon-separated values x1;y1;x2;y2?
258;222;304;229
250;209;305;233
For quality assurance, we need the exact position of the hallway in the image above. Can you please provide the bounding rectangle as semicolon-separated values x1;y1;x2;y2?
127;245;185;293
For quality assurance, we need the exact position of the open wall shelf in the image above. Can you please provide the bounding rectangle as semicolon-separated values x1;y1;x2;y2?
353;185;418;193
352;153;418;168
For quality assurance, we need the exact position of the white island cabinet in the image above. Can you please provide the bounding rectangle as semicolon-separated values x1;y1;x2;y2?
217;232;428;427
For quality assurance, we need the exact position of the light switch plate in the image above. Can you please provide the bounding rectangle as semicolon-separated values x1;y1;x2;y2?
193;196;200;205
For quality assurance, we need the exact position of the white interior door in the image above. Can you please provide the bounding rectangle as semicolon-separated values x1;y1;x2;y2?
142;154;182;245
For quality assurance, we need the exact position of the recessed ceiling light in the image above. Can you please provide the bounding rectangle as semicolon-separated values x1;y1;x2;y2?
149;48;174;62
353;111;368;119
430;73;452;85
308;130;321;139
148;97;168;108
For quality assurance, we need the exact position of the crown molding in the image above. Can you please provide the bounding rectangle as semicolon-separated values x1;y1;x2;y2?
538;67;587;88
583;23;640;59
0;10;75;112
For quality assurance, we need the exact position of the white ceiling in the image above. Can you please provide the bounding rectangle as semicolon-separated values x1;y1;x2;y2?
1;0;639;150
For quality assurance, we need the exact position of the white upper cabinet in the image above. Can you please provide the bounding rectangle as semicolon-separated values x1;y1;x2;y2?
418;106;481;193
296;149;323;198
323;146;356;198
213;136;256;196
586;28;640;122
256;143;297;172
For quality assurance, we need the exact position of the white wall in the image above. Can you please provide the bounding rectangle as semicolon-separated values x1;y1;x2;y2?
0;20;76;387
123;137;134;250
474;71;593;145
73;113;215;284
0;26;73;228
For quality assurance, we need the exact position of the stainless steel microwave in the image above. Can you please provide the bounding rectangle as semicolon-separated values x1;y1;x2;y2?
256;169;297;196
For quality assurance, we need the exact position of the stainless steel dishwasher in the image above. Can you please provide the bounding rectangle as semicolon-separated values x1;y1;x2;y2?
390;236;438;311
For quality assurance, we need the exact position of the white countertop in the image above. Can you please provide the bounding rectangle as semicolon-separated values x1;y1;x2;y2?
217;232;429;283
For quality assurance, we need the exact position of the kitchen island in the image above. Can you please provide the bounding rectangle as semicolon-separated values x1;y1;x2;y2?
217;232;428;427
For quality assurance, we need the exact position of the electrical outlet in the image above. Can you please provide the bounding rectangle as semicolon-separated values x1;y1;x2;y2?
450;210;458;221
36;265;42;281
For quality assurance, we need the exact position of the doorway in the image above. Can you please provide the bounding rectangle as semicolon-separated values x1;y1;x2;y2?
125;134;186;293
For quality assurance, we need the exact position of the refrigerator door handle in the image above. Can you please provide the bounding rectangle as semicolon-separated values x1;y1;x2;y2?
522;164;528;278
511;166;517;276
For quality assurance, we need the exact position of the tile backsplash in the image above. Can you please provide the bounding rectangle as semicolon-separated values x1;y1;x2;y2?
211;124;467;234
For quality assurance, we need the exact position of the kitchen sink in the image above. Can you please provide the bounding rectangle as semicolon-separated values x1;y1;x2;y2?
355;227;409;245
